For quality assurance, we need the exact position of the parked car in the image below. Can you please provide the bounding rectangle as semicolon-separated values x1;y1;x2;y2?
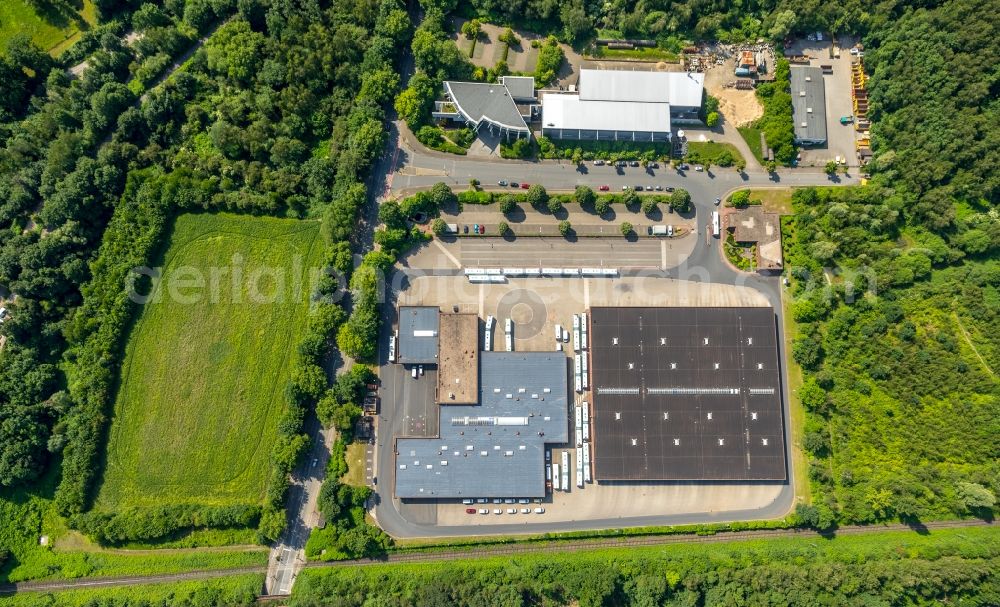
473;224;480;234
479;225;486;234
463;225;469;233
668;225;674;237
466;508;477;514
615;161;627;167
665;186;675;192
518;498;530;504
694;165;704;172
493;498;502;504
520;507;531;514
479;508;489;514
498;180;508;186
504;498;515;504
534;507;546;514
599;185;610;191
629;160;640;167
462;499;473;504
520;182;530;189
507;508;517;514
654;185;663;191
593;159;604;166
622;185;629;191
418;365;424;376
510;182;520;188
411;367;418;379
634;185;644;191
678;163;690;170
493;508;503;514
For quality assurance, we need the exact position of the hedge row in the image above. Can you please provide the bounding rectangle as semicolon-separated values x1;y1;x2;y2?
73;504;261;545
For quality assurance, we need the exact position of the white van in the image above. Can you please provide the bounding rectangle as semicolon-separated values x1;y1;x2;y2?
534;507;546;514
411;367;418;379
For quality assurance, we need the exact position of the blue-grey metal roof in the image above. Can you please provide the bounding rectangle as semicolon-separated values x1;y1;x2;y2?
499;76;536;101
395;352;569;499
444;81;529;133
790;66;828;144
398;306;439;364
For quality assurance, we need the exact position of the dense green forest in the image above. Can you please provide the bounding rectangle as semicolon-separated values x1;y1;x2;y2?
290;526;1000;606
440;0;957;45
780;0;999;526
0;0;410;558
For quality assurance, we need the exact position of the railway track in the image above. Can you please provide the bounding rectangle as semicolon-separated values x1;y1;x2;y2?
1;519;992;597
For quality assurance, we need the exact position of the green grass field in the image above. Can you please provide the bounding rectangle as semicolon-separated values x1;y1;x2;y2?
95;213;324;510
684;140;745;166
0;0;97;56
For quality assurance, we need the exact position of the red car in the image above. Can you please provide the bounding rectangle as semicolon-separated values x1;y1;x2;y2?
520;182;530;189
465;508;477;514
599;185;610;191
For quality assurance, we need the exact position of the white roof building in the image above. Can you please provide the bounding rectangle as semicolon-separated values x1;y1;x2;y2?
541;69;705;142
542;94;672;140
577;69;705;109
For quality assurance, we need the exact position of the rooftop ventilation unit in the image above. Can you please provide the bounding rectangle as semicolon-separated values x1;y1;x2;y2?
718;438;725;446
762;438;769;446
673;438;680;446
631;438;638;446
707;412;713;420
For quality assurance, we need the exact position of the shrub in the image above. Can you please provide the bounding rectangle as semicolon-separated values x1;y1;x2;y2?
431;218;448;235
620;222;633;236
499;195;516;215
641;197;658;215
670;188;692;212
558;220;572;236
498;221;510;236
706;111;719;127
594;197;611;216
574;185;596;207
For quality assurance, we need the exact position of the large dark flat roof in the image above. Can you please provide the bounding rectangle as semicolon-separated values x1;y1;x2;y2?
589;307;786;481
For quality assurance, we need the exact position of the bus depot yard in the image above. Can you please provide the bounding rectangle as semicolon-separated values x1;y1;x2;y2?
379;275;789;530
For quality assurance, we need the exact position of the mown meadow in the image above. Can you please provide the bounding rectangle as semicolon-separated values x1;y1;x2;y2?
96;213;324;511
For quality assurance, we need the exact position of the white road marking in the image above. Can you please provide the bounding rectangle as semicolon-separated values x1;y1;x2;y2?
432;238;462;268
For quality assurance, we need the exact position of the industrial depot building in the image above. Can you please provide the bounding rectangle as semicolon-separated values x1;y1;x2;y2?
541;69;705;142
433;69;705;143
588;307;787;481
391;305;787;501
395;351;569;499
